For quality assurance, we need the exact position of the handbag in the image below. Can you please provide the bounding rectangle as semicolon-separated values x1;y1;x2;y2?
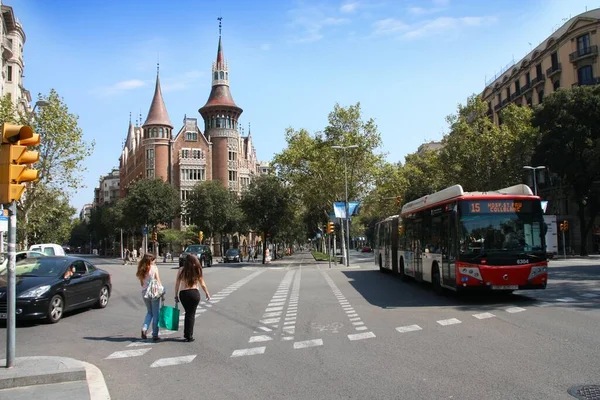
159;303;180;331
144;278;164;299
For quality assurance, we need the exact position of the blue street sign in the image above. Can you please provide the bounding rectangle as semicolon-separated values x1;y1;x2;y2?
0;216;7;221
142;226;148;235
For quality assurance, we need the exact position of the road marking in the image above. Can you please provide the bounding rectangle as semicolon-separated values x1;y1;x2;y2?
581;293;600;298
505;307;526;313
231;347;266;357
347;313;358;317
348;332;376;341
105;348;151;359
352;321;365;326
556;297;577;302
284;321;295;325
150;355;196;368
437;318;462;326
349;317;361;321
127;341;153;347
263;312;282;318
249;335;273;343
473;312;496;320
536;302;553;307
293;339;323;349
396;324;422;333
285;316;296;321
158;330;178;336
282;336;294;341
355;326;368;331
268;302;285;307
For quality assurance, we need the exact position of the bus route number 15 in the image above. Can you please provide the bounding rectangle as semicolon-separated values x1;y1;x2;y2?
470;203;481;213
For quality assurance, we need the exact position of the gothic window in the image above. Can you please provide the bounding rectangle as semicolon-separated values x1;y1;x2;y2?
214;71;218;80
146;169;154;178
226;116;231;128
159;128;164;138
186;131;197;141
220;71;224;79
228;170;237;181
152;128;158;138
146;149;154;160
225;72;228;80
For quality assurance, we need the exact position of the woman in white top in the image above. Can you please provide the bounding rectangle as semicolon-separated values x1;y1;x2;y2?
136;254;162;341
174;254;210;342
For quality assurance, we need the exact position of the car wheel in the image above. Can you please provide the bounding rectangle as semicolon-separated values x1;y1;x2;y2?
96;285;110;309
207;258;212;267
47;294;64;323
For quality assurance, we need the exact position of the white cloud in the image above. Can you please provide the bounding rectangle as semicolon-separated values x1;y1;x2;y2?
340;2;360;13
161;70;204;92
287;4;351;43
94;79;146;96
408;0;450;15
372;15;496;39
260;43;271;51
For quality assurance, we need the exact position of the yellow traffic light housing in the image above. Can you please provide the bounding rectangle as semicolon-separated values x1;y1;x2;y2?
563;220;569;231
0;123;40;203
199;231;204;243
327;222;334;234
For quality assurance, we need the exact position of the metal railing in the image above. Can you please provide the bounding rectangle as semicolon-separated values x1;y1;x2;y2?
569;45;598;62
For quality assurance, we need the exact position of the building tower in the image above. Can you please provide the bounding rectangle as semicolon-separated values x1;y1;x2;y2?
142;65;173;181
199;18;243;191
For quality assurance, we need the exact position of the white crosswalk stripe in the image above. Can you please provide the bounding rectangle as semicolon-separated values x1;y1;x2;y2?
105;348;151;359
396;324;422;333
437;318;462;326
473;312;496;319
150;355;196;368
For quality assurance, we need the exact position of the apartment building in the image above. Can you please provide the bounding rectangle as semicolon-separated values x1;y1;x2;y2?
482;8;600;124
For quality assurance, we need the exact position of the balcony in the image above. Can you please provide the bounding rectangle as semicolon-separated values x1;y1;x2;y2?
572;77;600;87
531;74;545;87
494;102;502;112
546;63;562;78
521;82;532;94
1;38;13;58
510;89;521;101
569;45;598;63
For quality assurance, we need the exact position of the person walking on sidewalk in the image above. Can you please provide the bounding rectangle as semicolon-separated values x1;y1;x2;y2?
174;254;210;342
136;253;163;341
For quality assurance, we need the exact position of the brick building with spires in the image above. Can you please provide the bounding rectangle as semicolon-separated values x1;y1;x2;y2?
118;25;264;247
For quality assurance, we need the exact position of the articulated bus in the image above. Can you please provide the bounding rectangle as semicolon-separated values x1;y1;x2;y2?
374;184;548;293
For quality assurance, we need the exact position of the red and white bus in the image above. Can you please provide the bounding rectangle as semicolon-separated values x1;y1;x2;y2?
374;184;548;293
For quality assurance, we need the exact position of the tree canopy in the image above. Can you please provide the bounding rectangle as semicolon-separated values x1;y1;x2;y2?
122;178;180;229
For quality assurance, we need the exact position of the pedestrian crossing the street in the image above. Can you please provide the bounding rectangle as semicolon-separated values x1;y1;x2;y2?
99;265;600;368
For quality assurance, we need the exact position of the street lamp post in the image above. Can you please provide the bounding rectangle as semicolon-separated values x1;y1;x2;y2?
332;144;358;267
523;166;546;196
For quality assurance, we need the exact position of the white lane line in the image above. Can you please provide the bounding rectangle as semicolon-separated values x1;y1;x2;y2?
197;309;207;313
505;307;526;313
355;326;368;331
231;347;266;357
348;332;376;341
556;297;577;302
349;317;361;322
293;339;323;349
265;306;284;312
263;312;282;318
150;355;196;368
347;313;358;317
284;321;295;325
473;312;496;320
268;302;285;307
210;300;220;304
437;318;462;326
127;341;153;347
105;348;151;359
261;318;280;325
352;321;365;326
282;336;294;341
249;335;273;343
581;293;600;298
396;324;422;333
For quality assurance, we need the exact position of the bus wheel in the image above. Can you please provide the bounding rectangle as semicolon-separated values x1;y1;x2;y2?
399;258;409;282
432;265;443;294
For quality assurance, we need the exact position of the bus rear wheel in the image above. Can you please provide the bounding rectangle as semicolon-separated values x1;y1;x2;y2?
399;258;409;282
378;255;384;272
432;265;443;294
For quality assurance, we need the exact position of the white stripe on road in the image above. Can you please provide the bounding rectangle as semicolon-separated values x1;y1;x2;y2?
437;318;462;326
126;341;153;347
473;312;496;320
355;326;368;331
293;339;323;349
150;355;196;368
261;318;280;325
105;348;151;359
556;297;577;302
348;332;376;341
265;306;284;312
282;336;294;341
263;312;282;318
396;324;422;333
249;335;273;343
505;307;526;313
231;347;266;357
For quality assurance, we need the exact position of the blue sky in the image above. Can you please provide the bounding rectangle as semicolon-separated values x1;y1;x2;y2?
9;0;595;214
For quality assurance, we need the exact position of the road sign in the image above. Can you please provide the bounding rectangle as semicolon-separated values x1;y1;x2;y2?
142;226;148;235
0;215;7;232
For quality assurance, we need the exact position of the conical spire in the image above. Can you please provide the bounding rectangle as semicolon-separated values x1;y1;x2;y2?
143;64;173;128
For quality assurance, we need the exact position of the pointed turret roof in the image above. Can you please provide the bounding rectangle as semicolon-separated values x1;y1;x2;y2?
143;67;173;128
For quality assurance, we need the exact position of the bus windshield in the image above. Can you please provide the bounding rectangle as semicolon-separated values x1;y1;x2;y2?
458;199;545;255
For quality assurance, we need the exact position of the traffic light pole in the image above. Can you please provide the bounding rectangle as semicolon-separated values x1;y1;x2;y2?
6;200;17;368
328;233;331;269
562;229;567;259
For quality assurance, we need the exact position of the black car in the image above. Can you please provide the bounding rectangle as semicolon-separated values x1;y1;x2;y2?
0;256;112;323
179;245;213;268
224;248;241;263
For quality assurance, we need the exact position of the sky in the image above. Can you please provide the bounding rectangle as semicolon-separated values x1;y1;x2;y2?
7;0;596;214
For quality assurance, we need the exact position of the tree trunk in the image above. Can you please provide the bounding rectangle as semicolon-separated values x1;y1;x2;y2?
578;201;589;256
262;238;267;264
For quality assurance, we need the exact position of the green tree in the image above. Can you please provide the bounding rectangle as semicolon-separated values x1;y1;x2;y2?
532;85;600;255
185;180;241;247
240;175;293;263
123;178;180;231
69;219;89;250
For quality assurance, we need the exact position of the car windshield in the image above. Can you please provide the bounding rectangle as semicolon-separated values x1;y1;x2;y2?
185;245;205;253
3;258;68;278
226;249;239;256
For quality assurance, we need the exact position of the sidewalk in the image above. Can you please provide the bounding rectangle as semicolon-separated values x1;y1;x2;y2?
0;356;110;400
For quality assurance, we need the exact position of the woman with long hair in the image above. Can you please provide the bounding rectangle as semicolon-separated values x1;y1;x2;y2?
174;254;210;342
136;253;162;341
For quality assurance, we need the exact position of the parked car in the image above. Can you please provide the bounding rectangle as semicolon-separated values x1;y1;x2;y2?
224;248;241;263
29;243;66;256
0;256;112;323
179;245;213;268
361;246;372;253
0;251;46;274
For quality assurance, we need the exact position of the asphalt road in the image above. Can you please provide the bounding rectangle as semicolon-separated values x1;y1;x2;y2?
1;251;600;400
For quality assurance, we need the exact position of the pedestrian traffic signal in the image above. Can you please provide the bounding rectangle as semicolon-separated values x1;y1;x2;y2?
198;231;204;243
327;222;334;234
0;123;39;204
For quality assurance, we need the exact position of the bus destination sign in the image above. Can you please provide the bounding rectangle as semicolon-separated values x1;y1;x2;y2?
461;200;535;214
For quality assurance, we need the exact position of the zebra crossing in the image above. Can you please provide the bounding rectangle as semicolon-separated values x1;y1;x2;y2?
100;266;600;368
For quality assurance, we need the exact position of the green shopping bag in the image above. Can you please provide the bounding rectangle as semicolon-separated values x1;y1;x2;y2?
158;303;180;331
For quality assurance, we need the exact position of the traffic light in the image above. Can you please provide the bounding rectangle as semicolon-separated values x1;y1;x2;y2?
395;196;402;207
563;220;569;231
152;231;157;242
0;123;39;204
198;231;204;243
327;222;334;234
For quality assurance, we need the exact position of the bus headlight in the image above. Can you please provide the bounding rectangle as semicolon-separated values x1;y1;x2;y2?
460;267;482;281
528;266;548;280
